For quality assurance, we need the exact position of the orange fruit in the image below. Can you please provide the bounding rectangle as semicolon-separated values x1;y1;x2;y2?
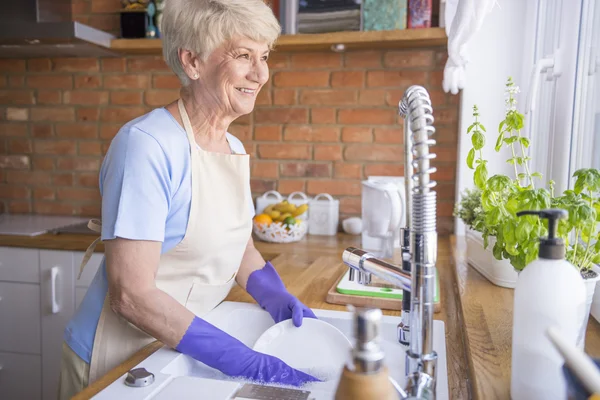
254;213;272;226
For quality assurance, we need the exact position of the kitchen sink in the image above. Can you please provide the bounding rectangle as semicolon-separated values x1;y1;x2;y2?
92;302;449;400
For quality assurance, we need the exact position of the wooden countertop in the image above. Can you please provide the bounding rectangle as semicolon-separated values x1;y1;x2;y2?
72;234;470;400
0;232;105;252
451;235;600;400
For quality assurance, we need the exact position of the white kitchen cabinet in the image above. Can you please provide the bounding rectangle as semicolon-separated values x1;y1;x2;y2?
0;246;103;400
0;351;42;400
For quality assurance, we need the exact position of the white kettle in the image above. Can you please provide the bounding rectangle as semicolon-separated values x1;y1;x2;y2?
361;179;404;259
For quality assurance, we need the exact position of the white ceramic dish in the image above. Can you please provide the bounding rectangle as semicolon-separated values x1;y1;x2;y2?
253;318;352;382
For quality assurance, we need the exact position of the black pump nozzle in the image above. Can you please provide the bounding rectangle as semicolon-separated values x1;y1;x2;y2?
516;209;568;260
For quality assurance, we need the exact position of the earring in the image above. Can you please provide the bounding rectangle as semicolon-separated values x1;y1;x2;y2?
193;73;199;79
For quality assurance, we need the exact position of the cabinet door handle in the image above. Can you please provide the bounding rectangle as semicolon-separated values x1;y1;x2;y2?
51;266;60;314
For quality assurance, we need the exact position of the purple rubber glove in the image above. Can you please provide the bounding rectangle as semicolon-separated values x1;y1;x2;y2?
176;317;320;386
246;261;317;327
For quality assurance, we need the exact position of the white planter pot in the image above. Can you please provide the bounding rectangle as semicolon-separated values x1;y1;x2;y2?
592;265;600;323
465;228;519;288
577;265;600;349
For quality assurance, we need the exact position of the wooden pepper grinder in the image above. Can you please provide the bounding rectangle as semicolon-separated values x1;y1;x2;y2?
335;307;398;400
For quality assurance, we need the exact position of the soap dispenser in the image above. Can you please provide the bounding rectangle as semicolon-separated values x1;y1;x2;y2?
511;209;586;400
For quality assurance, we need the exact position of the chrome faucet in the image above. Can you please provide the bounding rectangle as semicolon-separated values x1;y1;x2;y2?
342;85;438;399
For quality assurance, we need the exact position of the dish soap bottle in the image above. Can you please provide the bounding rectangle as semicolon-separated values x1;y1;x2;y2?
511;209;586;400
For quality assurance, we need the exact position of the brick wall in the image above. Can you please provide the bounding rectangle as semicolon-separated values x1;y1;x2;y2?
0;3;460;233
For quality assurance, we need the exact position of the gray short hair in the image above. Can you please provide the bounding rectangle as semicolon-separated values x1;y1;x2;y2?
162;0;281;86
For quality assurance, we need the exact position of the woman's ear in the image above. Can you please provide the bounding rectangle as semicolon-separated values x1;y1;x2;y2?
179;49;203;81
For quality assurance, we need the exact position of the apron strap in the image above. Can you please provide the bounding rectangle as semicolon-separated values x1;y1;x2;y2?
78;219;103;280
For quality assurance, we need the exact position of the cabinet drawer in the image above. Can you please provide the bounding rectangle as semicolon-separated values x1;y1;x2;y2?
73;251;103;288
0;352;41;400
0;282;41;354
0;247;39;283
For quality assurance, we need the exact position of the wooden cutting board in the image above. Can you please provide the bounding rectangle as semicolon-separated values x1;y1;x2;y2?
325;270;441;313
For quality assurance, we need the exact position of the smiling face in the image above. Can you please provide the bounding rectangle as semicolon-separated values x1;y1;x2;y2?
196;36;270;118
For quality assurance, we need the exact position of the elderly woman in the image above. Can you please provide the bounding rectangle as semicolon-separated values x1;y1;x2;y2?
57;1;320;398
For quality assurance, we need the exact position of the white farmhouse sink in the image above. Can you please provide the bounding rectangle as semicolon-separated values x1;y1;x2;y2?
93;302;449;400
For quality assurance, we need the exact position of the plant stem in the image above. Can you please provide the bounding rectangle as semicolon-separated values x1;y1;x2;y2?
517;130;534;188
573;228;580;267
509;134;520;185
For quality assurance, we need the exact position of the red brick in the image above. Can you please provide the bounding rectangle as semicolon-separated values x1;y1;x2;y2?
27;75;73;89
267;53;289;69
53;58;99;72
63;90;109;105
153;75;180;89
435;147;458;162
374;127;403;144
0;155;29;169
438;201;454;217
277;180;305;194
110;91;142;105
27;58;52;72
342;127;372;143
434;126;458;144
33;202;77;215
101;58;126;72
254;108;308;124
256;89;271;105
435;50;449;68
31;107;75;122
235;114;251;125
338;109;395;125
0;60;26;72
7;201;31;213
428;91;447;108
52;173;73;186
367;71;428;88
228;125;251;141
345;145;400;161
100;107;146;123
364;164;404;176
252;162;279;178
307;180;361;196
300;89;357;106
57;158;101;171
331;71;364;88
258;144;311;160
280;163;331;178
344;51;382;68
32;157;55;170
250;179;276;193
77;107;100;122
254;126;281;141
273;89;296;105
75;75;101;89
384;50;434;68
273;71;330;87
72;0;90;14
105;75;150;90
56;124;98;139
6;171;51;185
386;90;407;106
91;0;121;13
340;197;361;214
99;124;122;139
0;76;6;88
144;90;179;106
311;108;336;124
76;173;99;187
34;140;77;155
33;188;55;201
8;139;32;153
435;183;456;200
88;15;120;33
430;70;444;88
0;185;30;199
32;124;53;138
9;76;25;87
291;53;341;69
127;57;170;72
334;163;363;179
80;203;102;217
314;144;342;161
0;90;35;105
359;90;386;106
6;108;28;121
284;126;339;142
37;90;62;105
57;187;100;201
434;108;458;124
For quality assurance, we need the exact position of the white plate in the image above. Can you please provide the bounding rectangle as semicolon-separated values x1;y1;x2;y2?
253;318;353;382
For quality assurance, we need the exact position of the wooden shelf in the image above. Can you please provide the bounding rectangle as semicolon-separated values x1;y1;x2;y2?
110;27;447;55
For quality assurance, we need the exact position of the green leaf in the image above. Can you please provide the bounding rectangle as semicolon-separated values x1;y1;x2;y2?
467;148;475;169
467;124;476;134
504;136;519;145
520;137;530;148
532;172;543;179
474;163;488;190
516;220;533;242
487;175;512;192
493;242;504;260
481;189;493;211
517;157;524;166
518;173;526;180
507;157;516;165
495;132;504;152
498;120;506;133
472;132;485;150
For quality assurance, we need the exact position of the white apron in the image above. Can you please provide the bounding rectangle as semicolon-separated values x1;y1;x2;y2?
78;99;252;384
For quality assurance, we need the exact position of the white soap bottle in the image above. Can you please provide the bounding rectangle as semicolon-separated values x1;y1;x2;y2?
511;209;586;400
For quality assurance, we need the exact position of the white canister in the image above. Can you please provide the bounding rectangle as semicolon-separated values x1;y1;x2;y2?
255;190;284;215
308;193;340;236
